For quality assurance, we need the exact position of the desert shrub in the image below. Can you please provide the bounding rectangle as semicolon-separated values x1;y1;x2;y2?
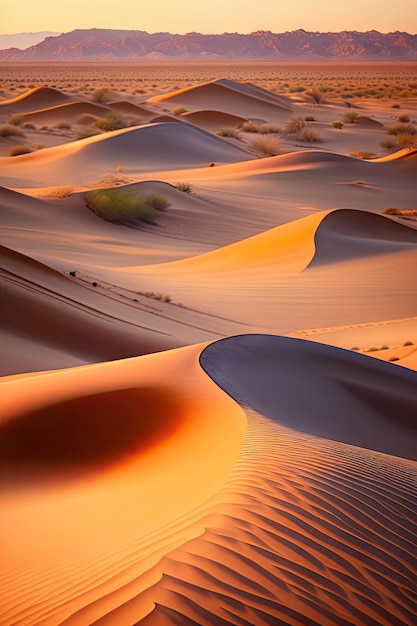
85;188;170;226
380;138;396;149
0;124;24;137
398;114;410;123
7;144;33;156
250;134;282;156
391;103;401;108
93;112;127;132
241;121;280;134
343;111;359;123
92;88;110;104
216;128;239;138
306;87;324;104
34;143;45;150
172;106;187;115
332;121;344;129
387;123;416;136
396;133;417;147
56;122;71;130
176;182;192;193
284;117;306;135
76;129;100;140
382;207;402;215
304;115;316;122
298;127;321;143
23;123;36;130
8;114;24;126
76;114;94;125
349;150;376;159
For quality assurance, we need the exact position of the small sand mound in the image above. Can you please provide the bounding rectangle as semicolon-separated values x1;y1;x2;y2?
0;86;73;112
149;78;292;119
20;101;110;125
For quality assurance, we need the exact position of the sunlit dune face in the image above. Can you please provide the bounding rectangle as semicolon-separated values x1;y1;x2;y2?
0;387;182;488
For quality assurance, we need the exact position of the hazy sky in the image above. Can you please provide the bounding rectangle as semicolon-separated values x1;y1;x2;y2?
3;0;417;35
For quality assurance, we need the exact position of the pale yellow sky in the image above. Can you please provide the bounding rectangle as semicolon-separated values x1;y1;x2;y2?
2;0;417;34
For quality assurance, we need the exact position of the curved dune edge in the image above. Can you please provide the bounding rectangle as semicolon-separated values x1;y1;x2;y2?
137;208;417;277
0;344;246;625
0;337;416;625
0;86;73;111
200;334;417;460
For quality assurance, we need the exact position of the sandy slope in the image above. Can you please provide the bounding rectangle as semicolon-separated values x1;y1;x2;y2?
0;337;415;625
1;76;416;625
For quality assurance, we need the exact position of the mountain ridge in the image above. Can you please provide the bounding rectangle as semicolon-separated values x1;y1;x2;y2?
1;28;417;60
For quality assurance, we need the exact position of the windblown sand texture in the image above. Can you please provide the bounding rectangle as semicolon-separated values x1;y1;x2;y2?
1;67;417;625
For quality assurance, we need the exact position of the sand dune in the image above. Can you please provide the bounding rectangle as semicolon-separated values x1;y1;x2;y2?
149;78;292;120
1;71;416;626
19;101;111;125
0;86;73;112
0;122;254;186
130;208;417;331
181;109;249;131
0;336;415;625
0;245;183;375
108;101;156;118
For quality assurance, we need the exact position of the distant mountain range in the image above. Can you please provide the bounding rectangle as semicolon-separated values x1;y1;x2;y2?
1;28;416;61
0;32;61;51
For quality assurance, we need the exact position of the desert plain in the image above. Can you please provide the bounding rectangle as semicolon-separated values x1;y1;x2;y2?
0;61;417;625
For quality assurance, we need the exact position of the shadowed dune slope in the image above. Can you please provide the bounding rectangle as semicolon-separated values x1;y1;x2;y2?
108;101;155;117
308;208;417;266
0;122;254;186
0;86;73;112
0;345;245;626
19;101;111;125
149;78;292;119
181;110;249;131
142;209;417;276
200;334;417;459
0;245;183;375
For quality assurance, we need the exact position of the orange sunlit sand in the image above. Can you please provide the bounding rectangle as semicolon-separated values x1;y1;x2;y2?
1;64;416;625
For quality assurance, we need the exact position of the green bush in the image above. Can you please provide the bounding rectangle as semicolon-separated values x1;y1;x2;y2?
85;188;170;226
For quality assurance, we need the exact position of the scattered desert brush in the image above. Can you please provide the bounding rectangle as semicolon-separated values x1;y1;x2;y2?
349;150;377;159
93;112;127;132
0;124;25;137
250;134;282;156
7;144;33;156
386;123;416;136
306;87;324;104
241;121;280;134
216;128;240;138
92;88;110;104
85;188;170;226
172;106;187;115
343;111;359;124
332;121;344;129
284;117;321;142
8;114;24;126
176;182;192;193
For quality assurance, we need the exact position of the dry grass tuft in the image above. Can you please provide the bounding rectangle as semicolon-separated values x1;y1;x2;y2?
7;144;33;156
0;124;25;137
250;134;282;156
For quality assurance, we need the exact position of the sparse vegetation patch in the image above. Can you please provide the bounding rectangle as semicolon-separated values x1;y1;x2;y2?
85;188;170;226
